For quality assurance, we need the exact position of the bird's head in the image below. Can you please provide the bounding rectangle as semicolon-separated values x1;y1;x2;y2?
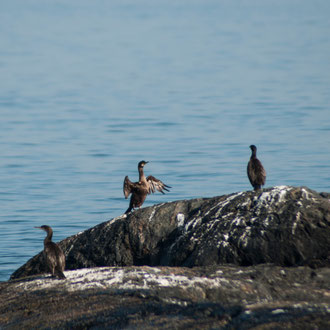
35;225;52;233
138;160;149;169
249;145;257;152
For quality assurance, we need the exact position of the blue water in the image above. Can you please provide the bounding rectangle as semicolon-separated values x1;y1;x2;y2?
1;0;329;281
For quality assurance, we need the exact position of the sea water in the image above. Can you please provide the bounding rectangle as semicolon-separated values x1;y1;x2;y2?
0;0;329;281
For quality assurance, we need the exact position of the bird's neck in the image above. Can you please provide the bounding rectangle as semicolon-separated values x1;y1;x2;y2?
44;230;53;244
251;151;257;159
138;167;147;183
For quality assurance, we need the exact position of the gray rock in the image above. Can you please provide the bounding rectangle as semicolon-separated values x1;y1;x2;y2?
1;266;330;329
11;186;330;280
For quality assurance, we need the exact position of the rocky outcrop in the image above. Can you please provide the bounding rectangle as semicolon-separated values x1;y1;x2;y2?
4;186;330;329
11;186;330;280
1;266;330;329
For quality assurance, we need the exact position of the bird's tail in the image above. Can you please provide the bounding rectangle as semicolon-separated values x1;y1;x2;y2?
55;269;66;279
125;206;132;214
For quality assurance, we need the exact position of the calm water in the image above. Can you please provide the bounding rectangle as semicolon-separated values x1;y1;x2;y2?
1;0;329;281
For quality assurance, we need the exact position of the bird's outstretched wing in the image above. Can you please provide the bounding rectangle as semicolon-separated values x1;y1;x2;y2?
123;176;134;199
146;175;171;194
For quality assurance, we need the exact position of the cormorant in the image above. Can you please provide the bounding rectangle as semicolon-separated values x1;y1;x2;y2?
123;160;171;214
247;145;266;190
35;225;66;279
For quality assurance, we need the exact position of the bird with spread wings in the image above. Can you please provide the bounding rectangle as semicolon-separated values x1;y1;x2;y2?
123;160;171;214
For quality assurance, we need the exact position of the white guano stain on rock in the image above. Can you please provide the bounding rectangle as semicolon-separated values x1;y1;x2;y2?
185;216;202;232
232;217;244;226
301;188;311;200
13;267;237;294
239;226;252;248
255;186;292;206
148;203;165;222
218;233;230;248
211;187;296;250
272;309;285;314
200;188;298;250
148;208;157;222
176;213;185;227
252;186;292;218
184;192;248;236
214;192;244;218
292;212;301;235
234;188;294;248
104;214;126;227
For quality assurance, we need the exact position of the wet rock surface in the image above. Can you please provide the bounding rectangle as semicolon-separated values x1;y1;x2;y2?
11;186;330;280
1;266;329;329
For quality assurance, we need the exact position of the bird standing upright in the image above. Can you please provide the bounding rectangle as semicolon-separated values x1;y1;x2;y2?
123;160;171;214
35;225;66;279
247;145;266;190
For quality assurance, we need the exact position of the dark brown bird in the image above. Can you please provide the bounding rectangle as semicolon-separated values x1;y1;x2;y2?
123;160;171;214
35;225;66;279
247;145;266;190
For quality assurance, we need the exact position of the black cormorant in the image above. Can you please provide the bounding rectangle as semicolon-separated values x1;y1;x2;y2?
123;160;171;214
247;145;266;190
35;225;66;279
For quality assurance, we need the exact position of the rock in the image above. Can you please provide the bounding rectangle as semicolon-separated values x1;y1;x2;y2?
1;265;330;329
11;186;330;280
5;186;330;328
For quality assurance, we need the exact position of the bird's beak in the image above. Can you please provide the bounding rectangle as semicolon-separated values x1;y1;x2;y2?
145;161;149;164
34;226;42;229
